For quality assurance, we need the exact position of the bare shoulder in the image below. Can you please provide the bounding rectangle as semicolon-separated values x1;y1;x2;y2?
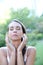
26;46;36;56
0;47;7;57
0;47;8;65
27;46;36;51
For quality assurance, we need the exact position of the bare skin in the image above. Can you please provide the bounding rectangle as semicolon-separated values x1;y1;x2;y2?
0;21;36;65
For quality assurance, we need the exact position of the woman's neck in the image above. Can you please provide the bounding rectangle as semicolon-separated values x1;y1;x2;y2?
7;39;21;57
12;39;21;48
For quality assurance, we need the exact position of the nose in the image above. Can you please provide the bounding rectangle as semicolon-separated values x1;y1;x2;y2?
13;29;17;33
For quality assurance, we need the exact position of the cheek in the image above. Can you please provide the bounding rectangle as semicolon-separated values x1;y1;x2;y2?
18;31;23;38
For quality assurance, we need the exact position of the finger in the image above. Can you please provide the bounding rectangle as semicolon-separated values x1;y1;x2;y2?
21;34;27;43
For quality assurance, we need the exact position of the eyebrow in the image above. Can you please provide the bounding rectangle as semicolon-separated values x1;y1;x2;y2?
9;26;21;28
10;26;14;28
16;26;21;28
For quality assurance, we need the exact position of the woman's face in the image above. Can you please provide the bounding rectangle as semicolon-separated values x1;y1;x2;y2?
8;21;23;41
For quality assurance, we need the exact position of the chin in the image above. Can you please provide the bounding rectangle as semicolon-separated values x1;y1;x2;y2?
12;38;19;41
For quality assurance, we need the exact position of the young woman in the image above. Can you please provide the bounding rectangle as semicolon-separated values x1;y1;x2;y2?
0;19;36;65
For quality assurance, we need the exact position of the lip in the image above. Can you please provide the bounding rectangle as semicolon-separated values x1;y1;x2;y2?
12;34;18;36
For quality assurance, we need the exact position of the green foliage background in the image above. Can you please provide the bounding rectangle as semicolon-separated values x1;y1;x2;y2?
0;8;43;65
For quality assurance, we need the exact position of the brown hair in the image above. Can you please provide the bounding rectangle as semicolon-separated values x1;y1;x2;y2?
7;19;26;34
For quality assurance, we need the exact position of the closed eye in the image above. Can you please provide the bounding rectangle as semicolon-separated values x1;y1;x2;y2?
16;26;21;30
9;26;14;31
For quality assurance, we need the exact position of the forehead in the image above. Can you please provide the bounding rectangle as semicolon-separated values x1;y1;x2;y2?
9;21;22;28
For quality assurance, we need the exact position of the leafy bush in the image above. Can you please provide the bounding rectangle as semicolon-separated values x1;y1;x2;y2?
27;33;43;41
35;41;43;65
0;34;5;47
35;33;43;40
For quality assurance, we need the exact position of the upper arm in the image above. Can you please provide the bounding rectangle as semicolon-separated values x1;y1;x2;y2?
26;47;36;65
0;49;8;65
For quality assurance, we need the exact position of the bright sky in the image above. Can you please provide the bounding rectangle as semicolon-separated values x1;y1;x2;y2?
0;0;43;23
